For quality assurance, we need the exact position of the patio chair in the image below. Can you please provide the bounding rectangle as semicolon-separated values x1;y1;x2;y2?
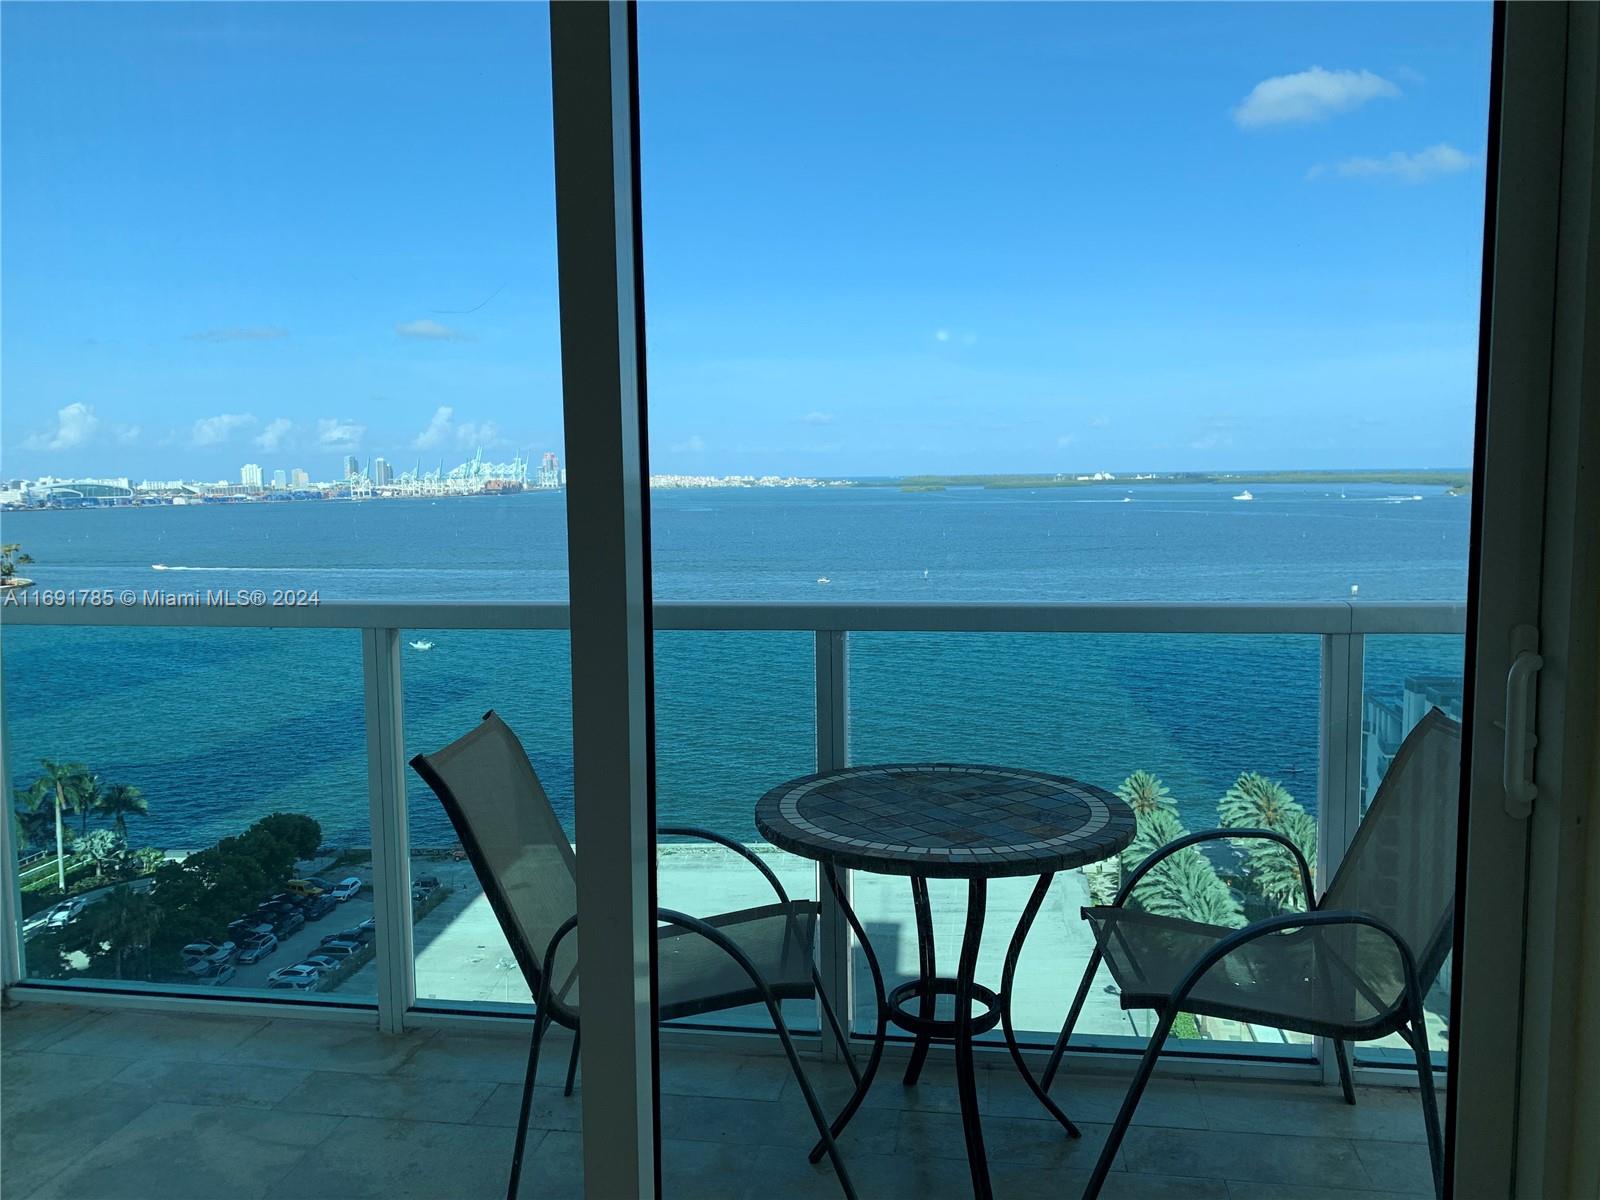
1039;707;1460;1200
411;711;858;1200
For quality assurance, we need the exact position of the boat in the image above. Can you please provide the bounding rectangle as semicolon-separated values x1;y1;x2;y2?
151;563;169;571
1121;496;1132;503
409;640;434;651
1233;490;1254;501
816;577;831;585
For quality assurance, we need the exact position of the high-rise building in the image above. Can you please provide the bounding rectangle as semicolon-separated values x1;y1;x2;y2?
271;469;288;490
290;468;310;488
537;451;562;489
241;463;263;488
373;457;394;485
343;455;360;480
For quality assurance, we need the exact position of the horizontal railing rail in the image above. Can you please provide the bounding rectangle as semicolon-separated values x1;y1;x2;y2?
0;597;1466;1080
0;598;1466;635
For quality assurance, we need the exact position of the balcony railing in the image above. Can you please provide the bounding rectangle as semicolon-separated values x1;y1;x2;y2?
0;599;1464;1083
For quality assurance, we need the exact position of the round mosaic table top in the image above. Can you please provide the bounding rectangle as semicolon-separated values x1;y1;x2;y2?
755;763;1135;879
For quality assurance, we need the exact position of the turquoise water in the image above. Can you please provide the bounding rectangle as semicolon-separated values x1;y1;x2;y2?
1;483;1467;847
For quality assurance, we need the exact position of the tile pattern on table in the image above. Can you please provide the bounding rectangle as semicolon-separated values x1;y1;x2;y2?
757;763;1135;878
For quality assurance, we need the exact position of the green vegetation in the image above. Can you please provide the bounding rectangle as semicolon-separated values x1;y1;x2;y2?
1110;764;1321;1039
858;469;1471;491
22;760;94;890
0;542;34;581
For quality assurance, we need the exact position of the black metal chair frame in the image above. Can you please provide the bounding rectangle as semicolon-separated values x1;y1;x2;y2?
1037;827;1447;1200
412;737;860;1200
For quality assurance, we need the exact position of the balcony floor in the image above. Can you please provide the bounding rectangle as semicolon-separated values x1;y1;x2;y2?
1;1002;1438;1200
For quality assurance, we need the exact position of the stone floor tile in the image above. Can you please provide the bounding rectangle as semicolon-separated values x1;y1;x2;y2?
275;1068;496;1123
111;1056;310;1108
222;1017;433;1073
1228;1184;1432;1200
986;1064;1210;1130
469;1081;583;1131
1353;1138;1439;1196
898;1107;1123;1172
1196;1077;1431;1143
45;1009;267;1062
398;1025;539;1085
0;1003;104;1052
290;1115;521;1200
26;1101;339;1200
1120;1124;1372;1190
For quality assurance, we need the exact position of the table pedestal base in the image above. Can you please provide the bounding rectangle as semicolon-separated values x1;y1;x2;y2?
811;867;1082;1200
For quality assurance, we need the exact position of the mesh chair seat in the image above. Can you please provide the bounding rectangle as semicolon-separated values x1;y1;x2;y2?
658;901;819;1021
1086;905;1408;1039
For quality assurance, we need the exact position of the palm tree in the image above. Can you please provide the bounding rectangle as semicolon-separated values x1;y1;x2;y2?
0;542;33;582
97;783;148;841
24;761;92;890
1138;845;1244;927
1116;770;1177;820
88;885;163;980
1218;772;1304;830
13;804;53;854
1120;804;1187;877
1246;808;1318;910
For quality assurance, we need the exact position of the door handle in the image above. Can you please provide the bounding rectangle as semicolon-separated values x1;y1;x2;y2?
1503;624;1542;819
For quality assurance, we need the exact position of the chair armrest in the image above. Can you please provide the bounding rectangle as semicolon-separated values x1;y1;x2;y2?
658;824;793;907
1114;827;1314;911
655;906;801;1005
1164;907;1423;1023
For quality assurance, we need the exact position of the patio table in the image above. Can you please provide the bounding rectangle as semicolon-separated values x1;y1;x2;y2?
756;763;1136;1199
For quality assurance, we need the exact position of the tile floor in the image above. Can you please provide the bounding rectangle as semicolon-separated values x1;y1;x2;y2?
0;1002;1438;1200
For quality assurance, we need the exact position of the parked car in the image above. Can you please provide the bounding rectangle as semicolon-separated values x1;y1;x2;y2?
316;939;362;959
268;964;324;985
272;910;306;936
268;974;320;991
301;955;340;973
194;964;237;987
415;875;440;890
237;933;278;964
305;876;335;892
335;925;375;946
229;920;275;942
181;940;236;966
184;957;232;979
285;878;325;897
330;877;363;902
302;894;337;921
46;899;86;929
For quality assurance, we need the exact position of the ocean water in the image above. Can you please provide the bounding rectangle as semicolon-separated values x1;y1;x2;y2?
1;483;1469;848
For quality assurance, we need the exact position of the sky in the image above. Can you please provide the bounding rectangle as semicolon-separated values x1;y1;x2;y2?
1;2;1493;482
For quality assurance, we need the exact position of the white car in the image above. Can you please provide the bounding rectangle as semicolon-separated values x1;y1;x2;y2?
329;877;363;902
267;965;322;987
300;955;341;973
181;940;236;967
46;899;86;929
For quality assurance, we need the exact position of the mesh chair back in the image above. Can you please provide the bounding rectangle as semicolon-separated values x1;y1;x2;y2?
410;711;580;1011
1321;706;1462;987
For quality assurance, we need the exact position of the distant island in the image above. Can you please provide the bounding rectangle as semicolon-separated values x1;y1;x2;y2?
860;469;1472;492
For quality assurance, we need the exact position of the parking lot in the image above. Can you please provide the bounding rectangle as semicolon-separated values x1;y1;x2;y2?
220;877;376;992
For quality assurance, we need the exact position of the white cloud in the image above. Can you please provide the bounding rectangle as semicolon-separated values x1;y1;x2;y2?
1311;143;1477;183
412;406;500;451
803;411;834;426
395;318;467;341
414;406;455;450
186;326;287;343
190;413;257;446
316;418;365;450
25;402;102;451
255;417;294;451
1089;415;1112;429
934;329;951;343
1233;67;1399;128
672;435;707;453
115;425;141;445
1056;435;1076;449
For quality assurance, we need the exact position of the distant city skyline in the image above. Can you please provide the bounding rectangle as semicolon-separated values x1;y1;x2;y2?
2;4;1492;481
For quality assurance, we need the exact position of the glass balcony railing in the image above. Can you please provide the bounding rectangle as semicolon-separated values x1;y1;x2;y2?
0;599;1464;1080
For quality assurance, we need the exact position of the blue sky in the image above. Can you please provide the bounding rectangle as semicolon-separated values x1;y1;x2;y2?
1;2;1492;481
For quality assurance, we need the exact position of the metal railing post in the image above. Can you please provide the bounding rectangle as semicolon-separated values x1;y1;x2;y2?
1315;628;1365;1082
814;628;851;1059
0;667;26;989
362;627;414;1034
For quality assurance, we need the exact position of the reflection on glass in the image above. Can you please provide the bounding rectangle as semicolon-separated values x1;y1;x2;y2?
4;627;373;998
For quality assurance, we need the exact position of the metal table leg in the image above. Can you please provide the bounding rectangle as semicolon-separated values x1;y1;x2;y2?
808;862;889;1165
902;876;937;1086
954;879;991;1199
999;872;1082;1137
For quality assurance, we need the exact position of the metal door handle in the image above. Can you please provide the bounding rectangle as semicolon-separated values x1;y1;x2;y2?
1503;625;1542;818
